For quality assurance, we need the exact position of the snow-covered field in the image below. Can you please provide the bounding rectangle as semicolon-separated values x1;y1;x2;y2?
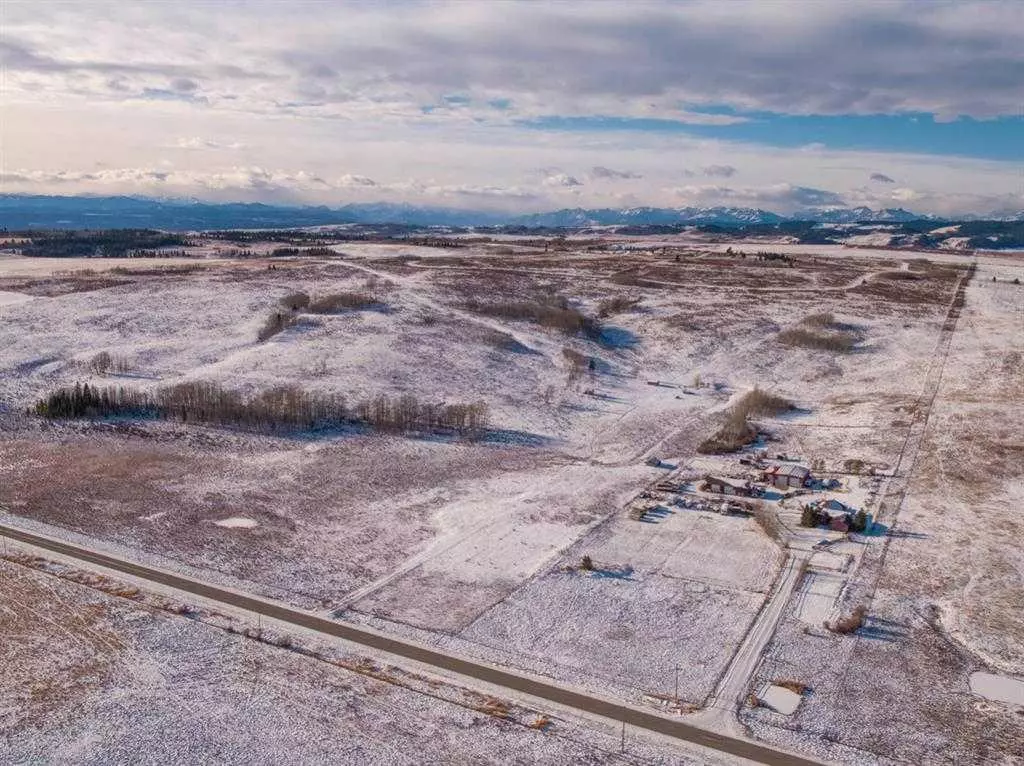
743;260;1024;764
0;559;719;765
2;238;1020;762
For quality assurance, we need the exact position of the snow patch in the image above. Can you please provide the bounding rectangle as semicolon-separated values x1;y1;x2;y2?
757;684;803;715
214;516;258;529
0;290;34;307
969;672;1024;706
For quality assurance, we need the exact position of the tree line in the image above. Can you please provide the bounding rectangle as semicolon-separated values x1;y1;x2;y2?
34;381;489;438
19;230;192;258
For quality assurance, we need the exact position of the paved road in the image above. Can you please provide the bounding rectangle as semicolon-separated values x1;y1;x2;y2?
0;522;825;766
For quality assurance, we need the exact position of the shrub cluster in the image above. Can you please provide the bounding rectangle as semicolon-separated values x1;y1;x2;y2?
777;326;858;353
464;296;600;337
34;381;488;437
307;292;382;313
697;387;794;454
829;605;868;634
257;311;296;342
279;292;311;311
88;351;131;375
597;295;641;318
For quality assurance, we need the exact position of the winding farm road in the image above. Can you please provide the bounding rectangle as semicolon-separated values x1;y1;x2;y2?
0;521;826;766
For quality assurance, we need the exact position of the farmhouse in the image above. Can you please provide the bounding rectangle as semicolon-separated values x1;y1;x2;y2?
762;463;810;489
703;475;753;496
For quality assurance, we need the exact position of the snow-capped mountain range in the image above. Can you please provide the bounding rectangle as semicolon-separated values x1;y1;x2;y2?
1;194;1022;231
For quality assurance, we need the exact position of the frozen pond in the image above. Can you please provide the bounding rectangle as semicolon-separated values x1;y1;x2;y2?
969;672;1024;705
214;516;259;529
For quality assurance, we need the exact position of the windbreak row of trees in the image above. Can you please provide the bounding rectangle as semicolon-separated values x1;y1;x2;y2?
34;382;489;437
19;230;192;258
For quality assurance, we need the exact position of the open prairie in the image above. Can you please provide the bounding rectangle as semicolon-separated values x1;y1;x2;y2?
2;238;1022;763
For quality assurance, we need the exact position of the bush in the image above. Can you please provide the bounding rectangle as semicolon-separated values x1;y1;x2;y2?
738;387;795;418
307;292;382;313
697;387;793;454
752;504;786;545
580;554;594;571
698;409;758;453
464;296;601;338
803;312;835;328
777;327;858;353
775;679;810;695
829;605;868;634
279;291;310;311
597;295;640;318
257;311;295;342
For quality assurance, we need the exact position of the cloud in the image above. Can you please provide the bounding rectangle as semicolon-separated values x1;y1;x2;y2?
338;174;377;187
3;2;1022;123
671;182;846;211
702;164;737;178
170;77;199;93
870;172;896;183
590;165;642;180
543;173;583;187
175;137;245;150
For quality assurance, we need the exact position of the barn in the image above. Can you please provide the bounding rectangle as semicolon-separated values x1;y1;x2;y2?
762;464;810;489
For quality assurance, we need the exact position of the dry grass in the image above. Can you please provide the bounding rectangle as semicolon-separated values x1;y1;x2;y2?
0;561;123;728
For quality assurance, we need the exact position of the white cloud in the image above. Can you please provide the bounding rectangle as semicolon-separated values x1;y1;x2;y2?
702;164;737;178
3;1;1021;122
0;1;1021;218
590;165;643;180
338;173;377;187
175;137;245;150
670;182;846;211
543;173;583;188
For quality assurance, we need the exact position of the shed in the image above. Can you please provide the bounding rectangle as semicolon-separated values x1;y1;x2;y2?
704;475;753;496
762;464;811;489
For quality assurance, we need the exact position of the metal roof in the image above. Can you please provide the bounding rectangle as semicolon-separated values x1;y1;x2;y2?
767;464;809;477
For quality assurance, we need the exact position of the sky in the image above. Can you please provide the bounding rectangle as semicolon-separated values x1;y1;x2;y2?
1;0;1022;216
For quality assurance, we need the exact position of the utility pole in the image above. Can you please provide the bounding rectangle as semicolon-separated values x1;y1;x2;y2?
620;719;625;754
674;664;680;704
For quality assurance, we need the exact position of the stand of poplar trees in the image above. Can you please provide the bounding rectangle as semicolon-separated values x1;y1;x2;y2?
35;381;489;438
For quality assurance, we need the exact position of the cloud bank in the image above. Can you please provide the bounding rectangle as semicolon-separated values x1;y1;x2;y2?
1;1;1021;215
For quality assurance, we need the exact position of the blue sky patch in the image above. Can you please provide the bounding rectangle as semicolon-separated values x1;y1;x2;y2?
521;111;1023;162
